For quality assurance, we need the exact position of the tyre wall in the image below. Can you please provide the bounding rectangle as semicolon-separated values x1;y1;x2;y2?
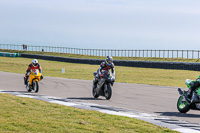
0;52;20;57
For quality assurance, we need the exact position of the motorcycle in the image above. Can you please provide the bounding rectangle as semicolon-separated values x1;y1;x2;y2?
177;79;200;113
92;70;115;100
25;69;41;93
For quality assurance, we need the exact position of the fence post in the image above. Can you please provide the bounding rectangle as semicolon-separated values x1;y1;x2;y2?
128;50;129;57
192;50;194;59
167;50;169;58
182;50;183;58
131;50;132;57
163;50;165;58
143;50;144;57
139;50;140;57
159;50;160;58
135;50;137;57
177;50;178;58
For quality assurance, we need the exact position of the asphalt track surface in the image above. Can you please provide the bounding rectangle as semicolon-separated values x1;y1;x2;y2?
1;71;200;126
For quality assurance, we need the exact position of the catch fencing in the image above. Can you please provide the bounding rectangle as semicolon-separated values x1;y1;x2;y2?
1;44;200;59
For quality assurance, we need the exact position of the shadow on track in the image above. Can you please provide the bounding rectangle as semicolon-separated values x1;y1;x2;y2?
67;97;104;101
1;90;28;93
155;112;200;118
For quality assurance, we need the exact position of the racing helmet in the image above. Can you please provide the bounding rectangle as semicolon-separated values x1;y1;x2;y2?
105;56;113;67
32;59;38;67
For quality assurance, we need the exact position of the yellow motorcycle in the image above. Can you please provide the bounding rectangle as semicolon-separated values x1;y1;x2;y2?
26;69;41;93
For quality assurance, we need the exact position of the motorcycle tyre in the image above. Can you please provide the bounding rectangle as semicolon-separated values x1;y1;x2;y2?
26;82;32;92
177;96;190;113
105;84;112;100
33;81;39;93
92;87;99;98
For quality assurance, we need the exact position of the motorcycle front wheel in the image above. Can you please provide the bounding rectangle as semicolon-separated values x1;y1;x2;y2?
177;96;190;113
92;87;99;98
33;81;39;93
105;84;112;100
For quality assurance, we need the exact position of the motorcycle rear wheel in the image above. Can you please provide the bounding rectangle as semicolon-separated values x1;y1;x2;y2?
177;96;190;113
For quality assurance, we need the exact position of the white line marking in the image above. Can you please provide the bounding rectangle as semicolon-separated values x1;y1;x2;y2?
174;128;200;133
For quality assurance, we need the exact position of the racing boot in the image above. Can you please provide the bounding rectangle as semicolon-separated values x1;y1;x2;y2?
24;77;28;85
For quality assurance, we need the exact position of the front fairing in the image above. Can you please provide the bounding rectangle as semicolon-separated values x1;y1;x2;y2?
101;70;113;83
185;79;194;88
29;70;41;83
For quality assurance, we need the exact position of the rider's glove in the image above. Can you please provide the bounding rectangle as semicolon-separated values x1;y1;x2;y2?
111;76;116;82
26;71;30;76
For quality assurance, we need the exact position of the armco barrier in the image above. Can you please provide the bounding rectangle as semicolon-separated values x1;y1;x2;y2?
0;52;20;57
20;54;200;71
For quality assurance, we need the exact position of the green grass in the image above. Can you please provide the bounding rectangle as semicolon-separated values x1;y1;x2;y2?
1;49;200;62
0;93;178;133
0;56;199;87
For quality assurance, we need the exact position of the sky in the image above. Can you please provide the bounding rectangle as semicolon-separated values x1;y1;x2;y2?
0;0;200;50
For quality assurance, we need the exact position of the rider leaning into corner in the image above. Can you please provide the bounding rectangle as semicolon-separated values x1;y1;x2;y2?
24;59;43;85
186;77;200;101
92;56;116;89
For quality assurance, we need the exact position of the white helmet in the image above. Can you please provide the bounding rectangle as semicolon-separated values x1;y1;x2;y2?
32;59;38;67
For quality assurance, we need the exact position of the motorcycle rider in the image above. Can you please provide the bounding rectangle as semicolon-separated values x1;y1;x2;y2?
186;77;200;101
24;59;43;85
92;56;116;89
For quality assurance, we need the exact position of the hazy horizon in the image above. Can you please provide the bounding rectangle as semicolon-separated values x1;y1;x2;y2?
1;0;200;50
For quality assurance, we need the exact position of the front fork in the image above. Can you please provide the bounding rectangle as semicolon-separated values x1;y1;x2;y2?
178;88;190;104
104;84;107;93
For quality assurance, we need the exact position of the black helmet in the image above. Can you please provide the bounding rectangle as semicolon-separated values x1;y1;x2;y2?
105;56;113;67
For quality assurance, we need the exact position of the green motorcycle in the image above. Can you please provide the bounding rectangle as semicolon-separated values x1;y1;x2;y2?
177;79;200;113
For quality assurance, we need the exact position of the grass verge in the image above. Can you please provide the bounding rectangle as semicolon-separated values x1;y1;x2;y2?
0;93;178;133
0;56;199;87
